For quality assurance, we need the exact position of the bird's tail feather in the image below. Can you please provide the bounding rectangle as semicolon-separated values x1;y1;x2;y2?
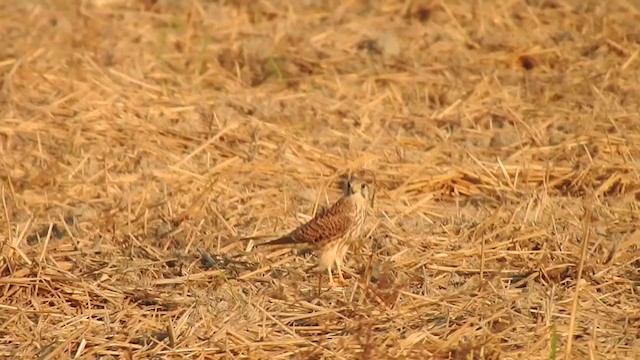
255;235;298;247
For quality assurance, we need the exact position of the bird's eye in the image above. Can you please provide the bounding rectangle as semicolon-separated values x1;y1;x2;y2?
361;184;366;190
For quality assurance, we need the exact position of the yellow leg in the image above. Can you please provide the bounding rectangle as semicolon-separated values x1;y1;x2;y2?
327;266;334;287
336;244;349;283
336;258;345;282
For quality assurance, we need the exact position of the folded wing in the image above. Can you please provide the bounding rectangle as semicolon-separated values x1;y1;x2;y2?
262;198;354;247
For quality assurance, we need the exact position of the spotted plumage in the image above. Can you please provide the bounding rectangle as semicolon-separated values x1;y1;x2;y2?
258;180;371;286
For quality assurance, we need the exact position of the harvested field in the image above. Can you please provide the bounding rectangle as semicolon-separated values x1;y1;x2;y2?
2;0;640;359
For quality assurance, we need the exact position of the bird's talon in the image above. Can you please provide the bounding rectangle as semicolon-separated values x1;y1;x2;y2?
326;277;349;289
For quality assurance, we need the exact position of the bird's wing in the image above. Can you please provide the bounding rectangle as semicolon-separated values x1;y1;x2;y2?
262;198;354;247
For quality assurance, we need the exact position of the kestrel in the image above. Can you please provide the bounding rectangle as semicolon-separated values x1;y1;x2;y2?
257;180;371;286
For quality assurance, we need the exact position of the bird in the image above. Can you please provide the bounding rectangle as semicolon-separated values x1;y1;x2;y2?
256;179;372;287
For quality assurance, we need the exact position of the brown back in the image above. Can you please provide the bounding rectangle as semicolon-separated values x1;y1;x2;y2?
288;197;355;245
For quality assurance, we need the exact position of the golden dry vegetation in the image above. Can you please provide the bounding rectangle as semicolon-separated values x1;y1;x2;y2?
1;0;640;359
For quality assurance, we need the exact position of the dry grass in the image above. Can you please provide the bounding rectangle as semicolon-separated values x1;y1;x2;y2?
1;0;640;359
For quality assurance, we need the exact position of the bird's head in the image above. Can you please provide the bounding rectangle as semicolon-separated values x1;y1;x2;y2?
345;180;371;201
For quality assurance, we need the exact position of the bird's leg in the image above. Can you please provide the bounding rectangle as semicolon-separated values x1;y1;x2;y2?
334;245;350;286
327;266;334;288
336;257;346;283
